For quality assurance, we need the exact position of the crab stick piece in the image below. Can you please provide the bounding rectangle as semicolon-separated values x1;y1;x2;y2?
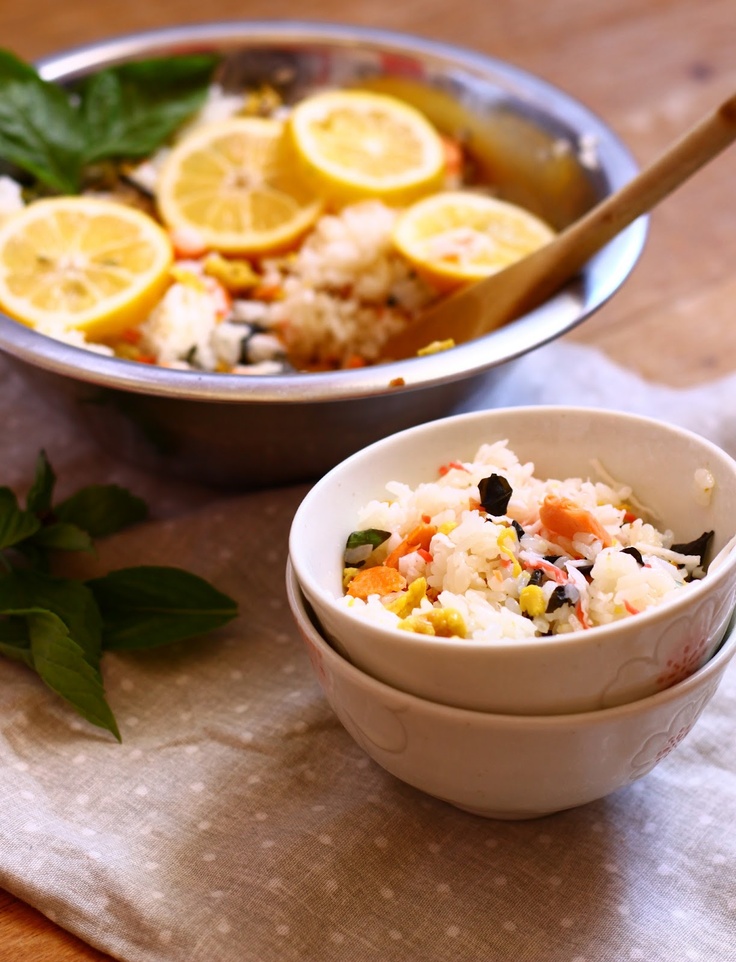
539;494;613;548
383;523;437;569
346;565;405;600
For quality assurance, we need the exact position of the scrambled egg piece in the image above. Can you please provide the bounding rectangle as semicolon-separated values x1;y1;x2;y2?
386;577;428;618
399;607;467;638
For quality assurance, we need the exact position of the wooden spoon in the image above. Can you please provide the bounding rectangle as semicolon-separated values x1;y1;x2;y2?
382;92;736;360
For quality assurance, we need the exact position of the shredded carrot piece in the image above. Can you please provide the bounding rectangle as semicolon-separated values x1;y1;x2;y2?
346;566;404;599
384;523;437;569
252;283;283;302
408;523;437;551
441;135;464;177
539;494;613;547
344;354;367;368
120;327;142;345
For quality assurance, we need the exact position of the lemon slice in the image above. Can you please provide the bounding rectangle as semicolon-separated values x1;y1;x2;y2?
392;191;556;291
156;117;323;255
290;89;446;207
0;197;173;340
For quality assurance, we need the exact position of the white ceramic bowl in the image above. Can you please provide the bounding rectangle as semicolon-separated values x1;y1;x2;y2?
287;561;736;819
289;406;736;714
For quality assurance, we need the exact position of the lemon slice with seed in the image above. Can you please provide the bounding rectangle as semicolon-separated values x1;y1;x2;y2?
156;116;323;255
392;190;556;290
290;89;446;207
0;197;173;340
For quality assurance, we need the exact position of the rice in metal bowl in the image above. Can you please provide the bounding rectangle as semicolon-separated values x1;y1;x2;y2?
0;23;646;487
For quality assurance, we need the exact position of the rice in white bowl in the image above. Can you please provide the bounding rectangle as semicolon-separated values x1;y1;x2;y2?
341;441;712;641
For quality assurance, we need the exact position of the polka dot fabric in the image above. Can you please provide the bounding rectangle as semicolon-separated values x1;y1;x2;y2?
1;343;736;962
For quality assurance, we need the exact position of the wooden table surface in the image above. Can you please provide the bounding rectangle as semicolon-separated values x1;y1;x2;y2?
1;0;735;958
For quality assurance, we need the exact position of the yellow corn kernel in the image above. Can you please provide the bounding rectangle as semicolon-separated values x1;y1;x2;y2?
497;526;522;577
424;607;467;638
386;577;428;618
114;342;142;361
170;265;207;291
343;567;360;590
399;607;467;638
519;584;546;618
417;338;455;356
241;85;283;117
438;521;458;535
203;252;260;294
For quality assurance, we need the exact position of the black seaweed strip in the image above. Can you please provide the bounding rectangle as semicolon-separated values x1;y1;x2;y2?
670;530;714;564
621;546;644;565
478;474;512;515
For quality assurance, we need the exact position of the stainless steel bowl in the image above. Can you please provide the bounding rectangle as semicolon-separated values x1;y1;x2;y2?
0;21;646;488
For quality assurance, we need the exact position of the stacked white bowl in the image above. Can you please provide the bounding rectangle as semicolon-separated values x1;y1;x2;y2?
288;407;736;818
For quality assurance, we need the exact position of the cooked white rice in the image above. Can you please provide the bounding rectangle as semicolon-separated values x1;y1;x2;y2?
258;201;434;368
41;197;433;373
341;441;710;641
25;80;440;373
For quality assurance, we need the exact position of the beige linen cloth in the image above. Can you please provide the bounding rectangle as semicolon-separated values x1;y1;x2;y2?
1;342;735;962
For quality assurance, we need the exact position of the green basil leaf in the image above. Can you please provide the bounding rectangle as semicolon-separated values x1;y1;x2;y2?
0;487;41;549
0;616;33;667
25;449;56;515
31;521;94;553
88;566;238;651
25;608;119;740
0;76;85;193
0;49;39;82
344;527;392;566
55;483;148;537
11;541;49;573
78;54;218;164
345;529;392;551
0;569;102;666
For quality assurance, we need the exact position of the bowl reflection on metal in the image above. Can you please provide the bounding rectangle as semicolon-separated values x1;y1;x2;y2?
0;22;646;487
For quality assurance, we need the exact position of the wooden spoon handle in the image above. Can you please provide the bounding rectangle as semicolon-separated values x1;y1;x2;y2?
535;92;736;292
383;92;736;358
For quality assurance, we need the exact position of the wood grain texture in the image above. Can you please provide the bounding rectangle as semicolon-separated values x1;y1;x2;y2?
0;890;114;961
0;1;735;958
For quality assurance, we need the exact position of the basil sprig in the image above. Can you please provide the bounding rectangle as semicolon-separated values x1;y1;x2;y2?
0;451;238;740
0;49;219;194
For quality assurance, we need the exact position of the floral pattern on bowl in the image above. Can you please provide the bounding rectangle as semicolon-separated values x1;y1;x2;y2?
600;585;736;708
656;583;736;688
629;682;721;779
